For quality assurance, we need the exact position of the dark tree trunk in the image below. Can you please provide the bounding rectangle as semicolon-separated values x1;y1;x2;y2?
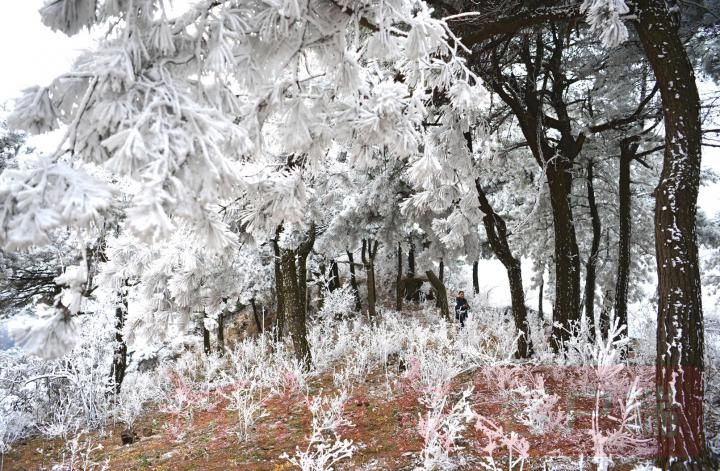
217;310;225;355
272;226;285;341
436;258;445;308
328;260;340;292
279;225;316;369
546;159;582;351
362;238;379;324
111;284;128;394
475;179;533;358
396;242;403;312
408;243;416;278
250;298;262;333
426;270;450;320
472;260;479;294
613;139;638;338
317;262;326;311
202;313;211;355
584;160;602;342
474;30;583;353
538;273;544;320
635;0;710;466
347;250;362;311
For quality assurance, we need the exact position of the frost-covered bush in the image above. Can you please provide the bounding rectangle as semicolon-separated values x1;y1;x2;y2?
283;390;355;471
416;387;473;470
0;314;115;450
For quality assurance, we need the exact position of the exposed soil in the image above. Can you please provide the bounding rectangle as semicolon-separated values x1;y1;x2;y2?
4;362;658;470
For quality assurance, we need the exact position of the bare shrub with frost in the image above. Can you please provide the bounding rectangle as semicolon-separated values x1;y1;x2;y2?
221;382;268;442
587;320;653;469
513;373;568;434
50;431;109;471
468;412;530;471
283;390;356;471
416;387;473;470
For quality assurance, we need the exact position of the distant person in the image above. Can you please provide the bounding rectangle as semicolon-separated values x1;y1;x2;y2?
455;291;470;327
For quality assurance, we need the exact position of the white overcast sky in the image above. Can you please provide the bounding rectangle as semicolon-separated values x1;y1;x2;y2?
1;1;718;217
0;2;90;104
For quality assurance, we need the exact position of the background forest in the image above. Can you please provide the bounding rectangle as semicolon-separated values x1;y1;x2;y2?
1;0;720;469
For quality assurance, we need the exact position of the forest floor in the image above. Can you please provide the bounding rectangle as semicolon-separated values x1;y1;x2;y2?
5;361;657;471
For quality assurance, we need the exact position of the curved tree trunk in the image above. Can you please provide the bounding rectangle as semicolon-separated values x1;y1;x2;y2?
635;1;710;466
426;269;450;321
476;179;533;358
584;160;602;342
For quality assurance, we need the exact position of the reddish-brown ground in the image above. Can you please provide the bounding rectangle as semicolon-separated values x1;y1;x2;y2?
4;364;658;470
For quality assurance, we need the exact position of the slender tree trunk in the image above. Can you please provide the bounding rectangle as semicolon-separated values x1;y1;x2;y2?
613;139;637;338
317;262;326;311
217;310;225;355
472;260;479;294
272;226;285;341
347;250;362;311
362;239;379;324
202;313;211;355
546;159;582;351
111;284;128;394
250;298;262;333
538;270;544;321
635;1;711;466
436;258;445;308
408;243;416;278
396;242;403;312
426;269;450;320
584;160;602;342
328;260;340;292
476;179;533;358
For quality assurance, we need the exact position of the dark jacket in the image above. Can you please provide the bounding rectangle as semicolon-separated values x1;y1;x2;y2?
455;297;469;313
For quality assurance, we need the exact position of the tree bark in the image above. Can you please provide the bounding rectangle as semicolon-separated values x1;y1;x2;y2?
635;0;710;465
362;238;379;324
472;259;479;294
546;158;582;351
476;179;533;358
111;283;128;394
613;139;638;339
347;250;362;311
426;270;450;321
250;298;262;333
538;272;544;321
272;226;285;341
217;310;225;356
396;242;403;312
279;225;316;369
328;260;340;292
202;313;211;355
436;258;445;308
584;160;602;342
